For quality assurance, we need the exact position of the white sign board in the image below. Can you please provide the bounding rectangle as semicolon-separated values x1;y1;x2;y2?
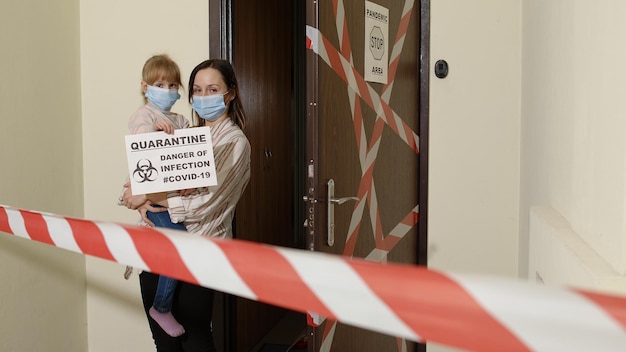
364;1;389;84
125;127;217;195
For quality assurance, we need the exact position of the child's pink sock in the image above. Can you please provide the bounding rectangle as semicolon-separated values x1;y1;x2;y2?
149;306;185;337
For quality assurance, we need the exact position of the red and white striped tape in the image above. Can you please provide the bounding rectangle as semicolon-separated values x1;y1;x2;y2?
2;204;626;351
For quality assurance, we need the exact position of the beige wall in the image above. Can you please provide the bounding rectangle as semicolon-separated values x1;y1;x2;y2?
0;0;87;351
428;0;522;277
0;0;208;351
428;3;521;349
79;0;209;351
523;1;626;293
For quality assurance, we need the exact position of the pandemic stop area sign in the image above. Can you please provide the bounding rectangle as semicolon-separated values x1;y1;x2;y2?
125;127;217;195
364;1;389;84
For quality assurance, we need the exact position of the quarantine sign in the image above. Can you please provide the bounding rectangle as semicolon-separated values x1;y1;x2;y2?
125;126;217;195
364;1;389;84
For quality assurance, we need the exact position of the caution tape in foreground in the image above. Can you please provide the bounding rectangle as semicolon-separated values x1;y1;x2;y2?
1;204;626;351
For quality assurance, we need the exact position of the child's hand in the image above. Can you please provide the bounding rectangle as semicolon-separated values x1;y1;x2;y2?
154;120;175;134
121;185;148;210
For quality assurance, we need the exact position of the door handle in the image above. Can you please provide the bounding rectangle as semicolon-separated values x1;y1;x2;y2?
330;197;359;205
327;179;358;247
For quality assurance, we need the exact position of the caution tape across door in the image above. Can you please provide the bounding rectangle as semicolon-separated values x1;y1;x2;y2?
1;204;626;351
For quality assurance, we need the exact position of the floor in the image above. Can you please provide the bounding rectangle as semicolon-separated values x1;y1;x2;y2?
251;310;309;352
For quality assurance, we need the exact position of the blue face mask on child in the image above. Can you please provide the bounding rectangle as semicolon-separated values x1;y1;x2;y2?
145;85;180;111
192;94;227;121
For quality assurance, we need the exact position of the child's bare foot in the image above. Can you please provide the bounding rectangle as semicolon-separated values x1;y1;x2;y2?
149;306;185;337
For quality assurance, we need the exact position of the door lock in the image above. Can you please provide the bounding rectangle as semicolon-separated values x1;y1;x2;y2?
302;196;318;203
302;180;359;247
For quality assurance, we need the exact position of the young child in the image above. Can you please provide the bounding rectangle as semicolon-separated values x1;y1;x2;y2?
122;54;189;338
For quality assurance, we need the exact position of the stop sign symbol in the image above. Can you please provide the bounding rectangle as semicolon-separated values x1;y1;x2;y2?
369;26;384;60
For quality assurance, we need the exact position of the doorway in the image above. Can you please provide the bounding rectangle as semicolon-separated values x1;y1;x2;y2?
209;1;429;351
210;1;307;351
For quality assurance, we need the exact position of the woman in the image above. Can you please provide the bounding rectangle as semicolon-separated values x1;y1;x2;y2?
123;59;251;351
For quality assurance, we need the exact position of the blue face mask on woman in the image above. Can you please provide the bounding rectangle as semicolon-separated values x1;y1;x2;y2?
192;94;227;121
145;85;181;111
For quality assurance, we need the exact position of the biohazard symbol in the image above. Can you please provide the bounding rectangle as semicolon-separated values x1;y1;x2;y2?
133;159;158;183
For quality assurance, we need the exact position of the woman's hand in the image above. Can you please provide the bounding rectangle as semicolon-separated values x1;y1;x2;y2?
178;188;196;196
137;201;168;226
121;183;148;210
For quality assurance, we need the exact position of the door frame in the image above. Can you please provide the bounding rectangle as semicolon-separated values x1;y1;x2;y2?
208;5;234;351
418;0;430;267
209;0;232;61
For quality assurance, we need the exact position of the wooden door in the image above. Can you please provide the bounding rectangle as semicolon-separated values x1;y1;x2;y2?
305;0;424;351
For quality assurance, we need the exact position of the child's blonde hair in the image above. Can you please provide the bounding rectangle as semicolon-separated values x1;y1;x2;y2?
141;54;183;99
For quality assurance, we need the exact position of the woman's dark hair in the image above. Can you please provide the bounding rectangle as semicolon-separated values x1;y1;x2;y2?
188;59;246;129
